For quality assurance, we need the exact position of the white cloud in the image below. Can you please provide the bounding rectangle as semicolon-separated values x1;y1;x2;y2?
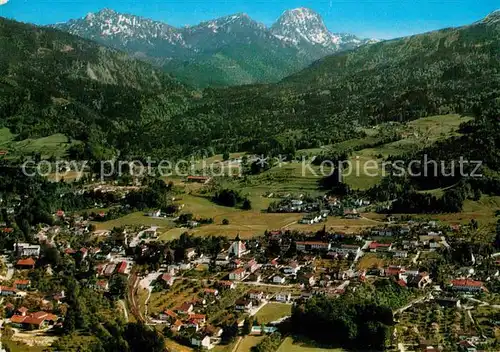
0;0;9;5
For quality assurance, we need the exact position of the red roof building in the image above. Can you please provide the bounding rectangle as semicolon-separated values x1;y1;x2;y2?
16;258;35;268
369;242;393;252
13;279;30;289
450;279;485;292
117;261;128;274
10;311;58;329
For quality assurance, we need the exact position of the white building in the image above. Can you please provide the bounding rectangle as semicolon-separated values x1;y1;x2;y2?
296;241;331;252
15;243;41;257
275;292;291;302
191;335;212;349
273;275;286;284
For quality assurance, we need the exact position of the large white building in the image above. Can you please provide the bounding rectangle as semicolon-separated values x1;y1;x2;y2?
296;241;331;252
15;243;41;257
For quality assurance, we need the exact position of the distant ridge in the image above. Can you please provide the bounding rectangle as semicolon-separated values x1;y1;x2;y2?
52;7;375;87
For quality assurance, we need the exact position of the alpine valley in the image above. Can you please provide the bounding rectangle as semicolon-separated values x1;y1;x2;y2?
53;7;376;87
3;5;500;352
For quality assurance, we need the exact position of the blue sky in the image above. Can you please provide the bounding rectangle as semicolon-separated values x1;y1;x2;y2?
0;0;498;39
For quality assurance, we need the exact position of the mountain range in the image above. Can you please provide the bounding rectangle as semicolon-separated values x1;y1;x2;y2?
0;9;499;160
53;7;376;87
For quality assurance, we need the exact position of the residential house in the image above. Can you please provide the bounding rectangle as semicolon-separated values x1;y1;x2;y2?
218;281;236;290
13;279;31;290
371;228;394;237
159;309;178;322
248;290;265;301
434;297;461;308
161;273;175;287
273;275;286;284
191;335;212;349
203;288;219;297
457;340;477;352
176;302;194;315
405;272;431;289
171;320;184;332
117;261;128;275
330;244;361;256
343;209;360;219
299;214;322;224
296;241;331;252
186;248;197;261
0;286;19;296
228;259;243;269
235;299;252;311
249;271;262;282
369;242;392;252
189;313;207;325
393;250;409;258
275;292;291;302
96;280;109;291
228;237;247;258
229;268;247;281
246;259;259;273
10;311;58;330
103;263;117;277
283;261;300;275
16;258;35;269
299;272;316;287
384;266;405;278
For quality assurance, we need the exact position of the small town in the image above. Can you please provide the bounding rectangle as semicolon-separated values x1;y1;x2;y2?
0;172;499;352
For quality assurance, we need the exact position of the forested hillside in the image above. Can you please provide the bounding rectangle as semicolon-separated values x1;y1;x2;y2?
177;11;499;155
0;17;194;159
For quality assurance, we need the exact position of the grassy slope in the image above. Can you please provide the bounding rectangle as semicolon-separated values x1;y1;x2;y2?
0;127;80;159
254;303;292;324
277;337;344;352
296;114;472;190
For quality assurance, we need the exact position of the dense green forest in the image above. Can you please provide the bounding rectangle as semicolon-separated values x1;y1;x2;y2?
0;13;499;160
291;281;406;350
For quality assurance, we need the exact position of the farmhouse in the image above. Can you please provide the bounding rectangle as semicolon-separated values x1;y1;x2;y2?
343;209;360;219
